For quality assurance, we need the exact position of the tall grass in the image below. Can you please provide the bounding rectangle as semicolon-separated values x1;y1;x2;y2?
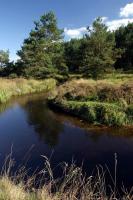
0;155;132;200
49;77;133;126
55;78;133;104
49;100;132;126
0;78;56;103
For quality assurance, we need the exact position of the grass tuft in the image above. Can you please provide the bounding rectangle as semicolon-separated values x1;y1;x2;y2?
49;76;133;126
0;155;132;200
0;78;56;103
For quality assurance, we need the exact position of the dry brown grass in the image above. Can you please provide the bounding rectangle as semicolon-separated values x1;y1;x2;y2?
55;78;133;104
0;78;56;103
0;155;132;200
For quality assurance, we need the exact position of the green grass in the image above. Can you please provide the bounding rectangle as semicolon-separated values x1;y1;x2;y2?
105;72;133;83
0;78;56;103
50;100;132;126
68;72;133;83
49;73;133;126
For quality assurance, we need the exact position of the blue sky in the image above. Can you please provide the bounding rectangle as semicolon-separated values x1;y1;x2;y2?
0;0;133;61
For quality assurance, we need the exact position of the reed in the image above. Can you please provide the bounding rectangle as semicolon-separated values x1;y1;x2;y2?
0;155;132;200
0;78;56;103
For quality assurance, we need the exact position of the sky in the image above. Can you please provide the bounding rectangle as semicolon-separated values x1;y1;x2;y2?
0;0;133;61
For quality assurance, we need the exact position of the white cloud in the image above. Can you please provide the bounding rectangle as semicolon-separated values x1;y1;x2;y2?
106;18;133;31
64;18;133;39
64;27;87;39
120;3;133;17
101;16;108;22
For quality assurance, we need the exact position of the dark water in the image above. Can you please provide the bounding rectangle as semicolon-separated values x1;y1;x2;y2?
0;94;133;189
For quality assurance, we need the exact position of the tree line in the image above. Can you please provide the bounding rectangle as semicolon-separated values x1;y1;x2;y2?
0;11;133;79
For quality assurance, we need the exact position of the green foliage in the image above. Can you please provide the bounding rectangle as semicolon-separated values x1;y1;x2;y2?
81;18;121;79
0;13;132;79
0;50;9;68
0;61;19;77
51;100;129;126
57;62;69;75
64;38;84;72
49;76;133;126
79;104;97;123
127;104;133;115
126;104;133;123
17;11;66;78
115;22;133;70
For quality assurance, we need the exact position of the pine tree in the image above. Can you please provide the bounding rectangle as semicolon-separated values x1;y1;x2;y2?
17;11;65;78
0;50;9;68
82;18;120;79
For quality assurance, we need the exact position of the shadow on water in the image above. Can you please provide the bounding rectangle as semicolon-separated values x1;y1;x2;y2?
0;93;133;190
22;100;63;147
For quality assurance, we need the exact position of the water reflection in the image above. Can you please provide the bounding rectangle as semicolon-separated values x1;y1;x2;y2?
22;100;63;147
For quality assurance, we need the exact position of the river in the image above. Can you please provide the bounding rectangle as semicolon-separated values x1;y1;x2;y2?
0;93;133;189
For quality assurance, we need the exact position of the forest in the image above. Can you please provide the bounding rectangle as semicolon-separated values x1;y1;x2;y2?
0;11;133;80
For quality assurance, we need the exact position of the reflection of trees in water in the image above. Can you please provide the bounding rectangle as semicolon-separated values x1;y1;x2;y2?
0;101;12;114
23;98;133;145
86;127;133;140
0;93;48;115
52;111;133;139
0;93;133;147
22;100;63;147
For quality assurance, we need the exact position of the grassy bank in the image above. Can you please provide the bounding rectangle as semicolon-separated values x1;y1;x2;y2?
49;100;133;126
0;157;132;200
0;78;56;103
49;77;133;126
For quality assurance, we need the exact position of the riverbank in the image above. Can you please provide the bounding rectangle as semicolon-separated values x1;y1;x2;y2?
0;157;131;200
49;78;133;126
0;78;56;103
